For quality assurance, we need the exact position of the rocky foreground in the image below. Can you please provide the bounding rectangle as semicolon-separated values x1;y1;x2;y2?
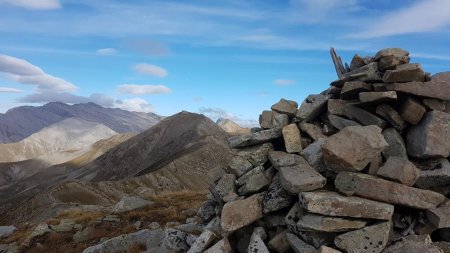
1;48;450;252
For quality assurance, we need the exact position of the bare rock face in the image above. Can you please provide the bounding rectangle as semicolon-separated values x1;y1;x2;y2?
406;111;450;158
221;193;263;232
377;156;420;186
334;221;391;253
335;172;446;209
322;125;388;172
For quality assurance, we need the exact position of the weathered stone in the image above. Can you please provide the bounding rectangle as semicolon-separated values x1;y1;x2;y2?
301;138;327;173
221;193;263;232
415;159;450;190
368;154;382;175
340;81;372;100
238;143;273;167
383;63;425;83
334;221;391;253
400;97;427;125
268;230;290;253
378;55;410;71
385;81;450;101
299;191;394;220
248;227;269;253
327;114;361;130
299;122;327;140
197;200;219;222
23;223;51;246
161;228;188;251
238;171;271;195
203;238;232;253
279;161;326;194
112;196;154;214
377;156;420;186
341;62;382;82
73;226;95;243
286;233;316;253
319;245;342;253
328;99;358;116
372;83;387;91
297;213;367;232
374;48;409;60
204;217;222;235
272;99;299;117
376;104;406;131
207;166;226;183
269;151;296;169
382;128;408;159
237;166;265;186
359;91;397;103
227;156;253;177
285;203;302;234
0;226;16;239
215;174;236;199
434;242;450;253
282;124;302;153
424;98;446;111
49;219;79;232
82;229;155;253
427;207;450;228
335;172;446;209
187;230;217;253
322;125;388;172
350;54;366;71
406;111;450;158
259;110;289;129
229;128;282;148
344;105;387;128
263;173;294;214
383;239;444;253
296;94;331;122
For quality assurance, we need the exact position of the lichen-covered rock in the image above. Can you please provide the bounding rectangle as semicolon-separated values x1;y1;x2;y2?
221;193;263;232
334;222;391;253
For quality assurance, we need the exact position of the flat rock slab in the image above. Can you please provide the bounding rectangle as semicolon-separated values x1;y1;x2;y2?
221;193;263;232
299;122;326;140
327;114;361;130
271;99;298;117
406;111;450;158
259;110;289;129
296;94;331;122
377;156;420;186
0;226;16;238
427;207;450;228
415;158;450;190
400;97;426;125
299;191;394;220
344;105;387;128
359;91;397;103
334;221;391;253
282;124;302;153
204;238;232;253
301;138;327;173
385;81;450;101
376;104;406;131
382;63;425;83
382;128;407;159
335;172;446;209
229;128;282;148
297;213;367;232
322;125;388;172
383;240;444;253
286;233;317;253
340;81;372;100
263;173;294;214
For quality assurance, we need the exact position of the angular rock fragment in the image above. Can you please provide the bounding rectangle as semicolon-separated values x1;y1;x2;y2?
427;207;450;228
299;122;327;140
271;99;299;117
377;156;420;186
259;110;289;129
423;98;446;112
406;111;450;158
197;200;219;222
383;239;444;253
203;238;232;253
378;55;410;71
327;114;361;130
229;128;282;148
374;48;409;60
350;54;366;71
247;227;270;253
215;174;236;199
0;226;16;238
296;213;367;232
376;104;406;131
269;151;297;169
263;174;294;214
328;99;357;116
319;245;343;253
383;63;425;83
382;128;408;159
335;172;446;209
340;81;372;100
322;125;388;172
82;229;156;253
268;230;290;253
221;193;263;232
296;94;331;122
415;158;450;190
385;81;450;101
341;62;382;82
227;155;253;177
282;124;302;153
334;221;391;253
359;91;397;103
238;143;273;167
237;166;265;186
187;230;217;253
400;97;426;125
301;138;327;173
238;171;271;195
344;105;387;128
286;233;317;253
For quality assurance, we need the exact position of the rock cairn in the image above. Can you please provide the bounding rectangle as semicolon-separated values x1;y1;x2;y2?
151;48;450;253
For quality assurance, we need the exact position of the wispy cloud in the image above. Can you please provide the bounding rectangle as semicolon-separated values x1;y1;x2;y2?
133;63;168;78
115;98;153;112
0;87;22;93
274;79;296;86
96;48;117;56
349;0;450;38
0;54;76;92
124;39;170;56
199;107;258;127
287;0;361;24
17;92;115;107
411;53;450;61
118;84;171;95
0;0;61;10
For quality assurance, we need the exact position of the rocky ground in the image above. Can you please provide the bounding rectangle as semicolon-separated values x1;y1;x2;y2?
1;48;450;252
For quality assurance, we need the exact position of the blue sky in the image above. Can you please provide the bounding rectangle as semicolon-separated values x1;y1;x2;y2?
1;0;450;125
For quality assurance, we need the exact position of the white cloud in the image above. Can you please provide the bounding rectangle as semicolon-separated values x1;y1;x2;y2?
96;48;117;56
0;87;22;93
199;107;258;128
18;92;115;107
0;0;61;10
349;0;450;38
115;98;153;112
0;54;76;92
274;79;296;86
133;63;168;77
118;84;171;95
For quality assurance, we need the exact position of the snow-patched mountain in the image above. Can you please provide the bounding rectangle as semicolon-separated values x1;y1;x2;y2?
0;102;162;143
0;118;118;163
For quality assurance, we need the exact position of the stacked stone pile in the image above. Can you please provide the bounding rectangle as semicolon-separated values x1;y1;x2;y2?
147;48;450;253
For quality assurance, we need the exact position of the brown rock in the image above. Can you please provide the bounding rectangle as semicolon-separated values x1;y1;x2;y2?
385;81;450;101
340;81;372;100
327;114;361;130
335;172;446;209
383;239;444;253
376;104;406;131
271;99;298;117
374;48;409;60
350;54;366;71
377;156;420;186
423;98;446;111
259;110;289;129
400;97;426;125
319;246;342;253
296;213;367;232
221;193;263;232
344;105;387;129
229;128;282;148
383;63;425;83
267;230;290;253
359;91;397;103
427;207;450;228
334;221;391;253
282;124;302;153
299;122;326;141
341;62;382;82
378;55;410;71
322;125;388;172
296;94;331;122
328;99;357;116
382;128;408;159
